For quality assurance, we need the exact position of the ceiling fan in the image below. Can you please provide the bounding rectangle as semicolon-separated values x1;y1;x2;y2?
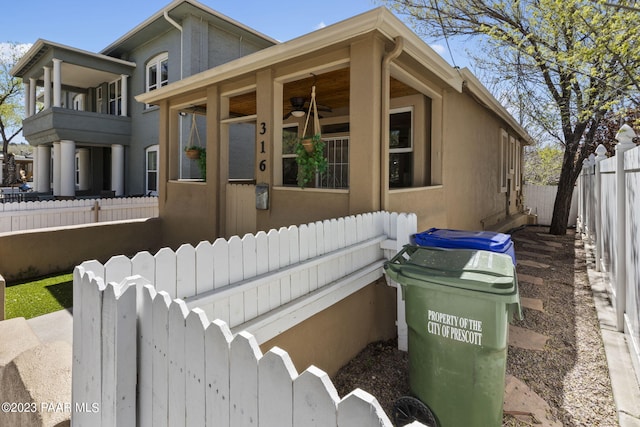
283;96;332;119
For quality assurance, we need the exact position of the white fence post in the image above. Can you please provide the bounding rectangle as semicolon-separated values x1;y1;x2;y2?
614;125;636;331
594;144;608;272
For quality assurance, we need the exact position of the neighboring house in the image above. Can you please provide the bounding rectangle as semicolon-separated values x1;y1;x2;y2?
10;0;276;198
137;7;533;248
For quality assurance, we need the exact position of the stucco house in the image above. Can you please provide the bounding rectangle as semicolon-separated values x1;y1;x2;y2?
136;7;532;248
10;0;276;199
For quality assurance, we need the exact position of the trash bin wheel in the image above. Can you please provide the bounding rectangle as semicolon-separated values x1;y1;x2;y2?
392;396;438;427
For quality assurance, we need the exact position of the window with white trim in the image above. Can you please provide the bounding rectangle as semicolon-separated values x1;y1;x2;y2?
389;107;413;188
146;145;159;195
146;53;168;93
108;79;121;116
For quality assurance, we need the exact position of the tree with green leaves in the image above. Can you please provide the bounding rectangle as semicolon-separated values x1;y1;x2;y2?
381;0;640;234
1;43;27;180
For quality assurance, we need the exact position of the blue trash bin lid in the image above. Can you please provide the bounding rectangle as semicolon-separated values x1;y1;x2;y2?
414;228;512;252
413;228;517;265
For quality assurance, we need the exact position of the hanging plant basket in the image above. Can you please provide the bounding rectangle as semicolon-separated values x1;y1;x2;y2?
301;138;315;154
185;147;201;160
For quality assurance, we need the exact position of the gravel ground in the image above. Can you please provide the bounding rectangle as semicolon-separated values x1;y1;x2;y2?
332;226;618;426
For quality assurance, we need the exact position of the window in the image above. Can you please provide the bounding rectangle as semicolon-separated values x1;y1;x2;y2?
146;145;159;195
281;123;350;189
499;129;508;193
389;108;413;188
282;124;299;186
319;137;349;189
108;79;121;116
75;155;80;188
146;53;168;93
72;94;84;111
96;87;103;114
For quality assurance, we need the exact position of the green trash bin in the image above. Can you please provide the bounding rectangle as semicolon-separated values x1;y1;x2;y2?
384;245;522;427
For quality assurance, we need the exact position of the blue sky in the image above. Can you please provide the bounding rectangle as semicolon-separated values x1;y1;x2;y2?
1;0;471;67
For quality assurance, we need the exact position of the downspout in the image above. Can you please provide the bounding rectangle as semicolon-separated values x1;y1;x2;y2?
163;10;183;79
164;10;184;183
380;37;404;211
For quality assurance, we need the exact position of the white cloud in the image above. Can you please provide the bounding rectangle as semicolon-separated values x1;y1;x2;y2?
314;21;327;31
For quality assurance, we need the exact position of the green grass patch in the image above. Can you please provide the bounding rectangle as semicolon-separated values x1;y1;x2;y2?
4;273;73;319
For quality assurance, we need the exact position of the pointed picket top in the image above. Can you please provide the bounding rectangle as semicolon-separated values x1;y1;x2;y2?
104;255;133;286
258;347;298;427
293;365;339;426
79;259;105;279
337;389;393;427
230;331;262;426
155;247;177;298
185;308;210;427
131;251;156;284
212;237;230;289
195;242;215;295
176;244;196;299
205;319;233;427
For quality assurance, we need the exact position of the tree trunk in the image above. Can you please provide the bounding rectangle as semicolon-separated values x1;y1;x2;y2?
549;172;576;235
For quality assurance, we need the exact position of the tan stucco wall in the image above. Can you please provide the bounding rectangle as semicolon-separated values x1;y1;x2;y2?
440;89;514;230
161;181;218;248
0;218;162;282
260;278;397;378
258;188;350;232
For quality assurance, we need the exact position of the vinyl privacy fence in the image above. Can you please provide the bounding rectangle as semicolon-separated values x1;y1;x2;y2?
577;139;640;385
72;211;421;427
0;196;158;233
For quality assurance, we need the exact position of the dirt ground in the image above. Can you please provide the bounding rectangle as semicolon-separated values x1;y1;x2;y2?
332;226;618;426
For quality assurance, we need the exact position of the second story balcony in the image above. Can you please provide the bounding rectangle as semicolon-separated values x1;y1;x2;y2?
23;107;131;147
12;39;136;147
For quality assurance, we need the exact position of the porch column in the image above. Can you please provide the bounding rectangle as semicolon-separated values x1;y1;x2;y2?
76;148;90;191
43;66;52;109
120;75;128;117
59;140;76;197
28;78;37;116
35;145;51;193
24;80;31;118
52;58;62;108
52;142;61;195
349;36;384;213
111;144;124;196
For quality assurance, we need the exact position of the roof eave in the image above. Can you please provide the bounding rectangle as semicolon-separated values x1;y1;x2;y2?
459;68;534;144
101;0;278;56
136;7;464;105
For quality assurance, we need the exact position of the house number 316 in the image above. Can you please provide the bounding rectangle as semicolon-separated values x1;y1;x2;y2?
259;122;267;171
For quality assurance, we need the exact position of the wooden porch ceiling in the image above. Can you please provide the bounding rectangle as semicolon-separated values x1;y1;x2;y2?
191;67;419;117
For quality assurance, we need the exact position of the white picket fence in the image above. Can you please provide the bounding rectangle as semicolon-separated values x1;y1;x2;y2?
577;140;640;385
0;196;158;233
72;211;421;426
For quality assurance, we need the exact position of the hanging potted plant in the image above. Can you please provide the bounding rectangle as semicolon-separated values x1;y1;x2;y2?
182;112;206;180
184;145;204;160
295;133;327;188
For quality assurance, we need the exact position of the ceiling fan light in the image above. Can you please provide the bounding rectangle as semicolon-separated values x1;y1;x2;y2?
291;110;306;117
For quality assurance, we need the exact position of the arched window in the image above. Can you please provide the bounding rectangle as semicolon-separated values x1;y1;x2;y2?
146;53;168;93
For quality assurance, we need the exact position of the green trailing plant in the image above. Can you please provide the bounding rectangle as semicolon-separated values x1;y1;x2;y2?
295;133;328;188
